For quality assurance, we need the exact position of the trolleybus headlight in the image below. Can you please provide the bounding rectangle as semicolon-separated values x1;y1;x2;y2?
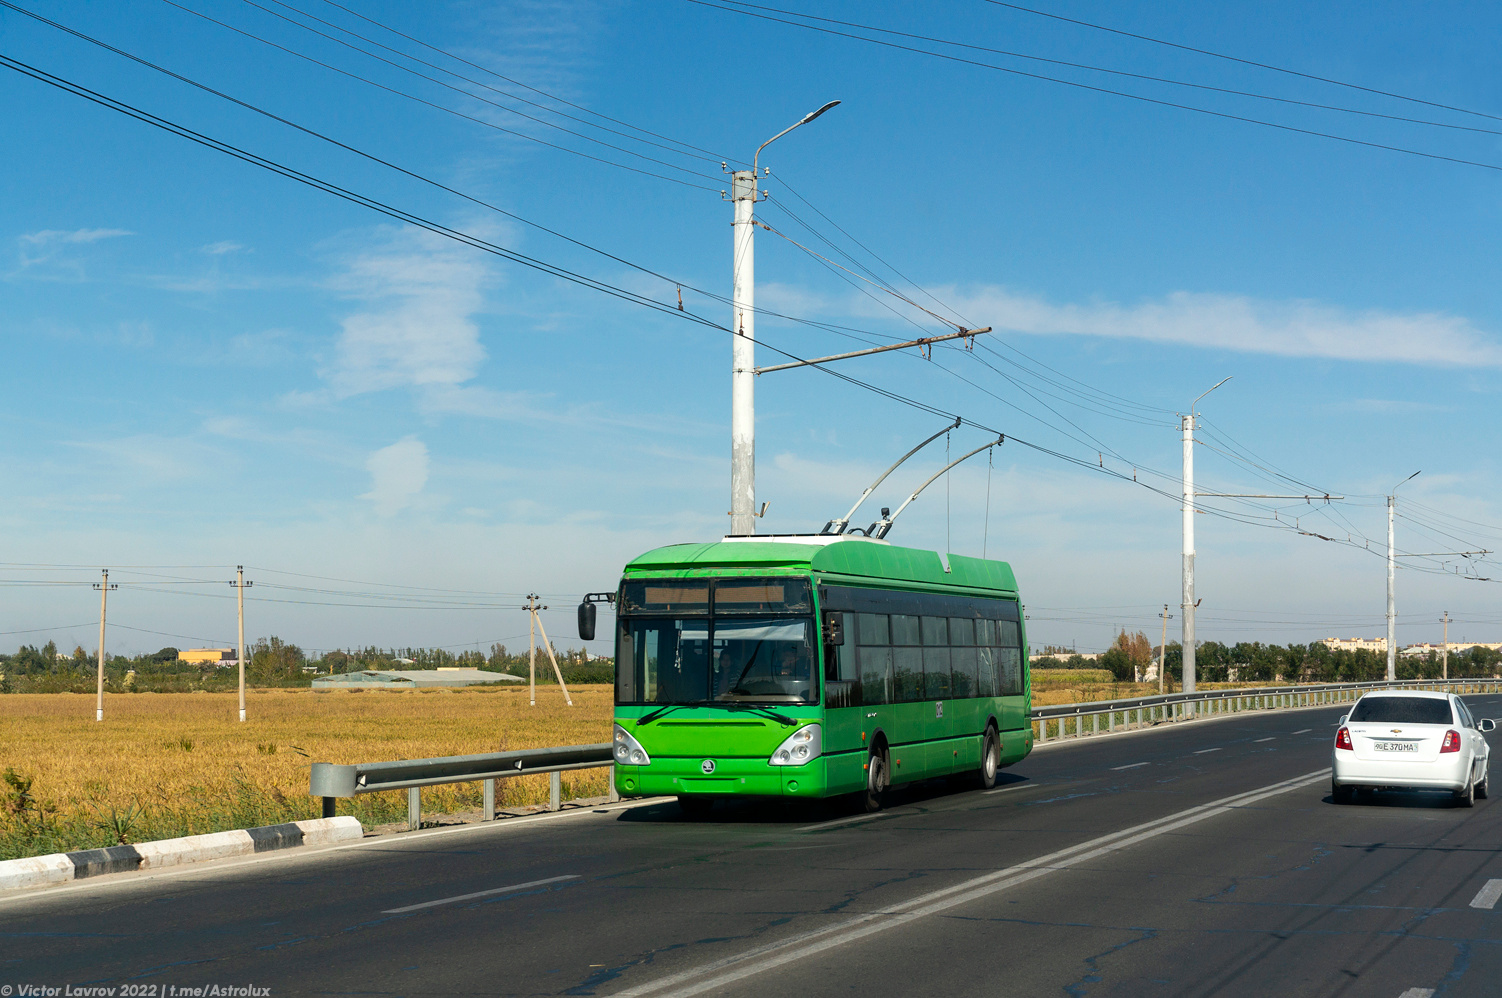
613;723;651;766
769;724;822;766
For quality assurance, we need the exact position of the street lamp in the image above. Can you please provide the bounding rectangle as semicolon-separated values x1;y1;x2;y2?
728;100;841;536
1181;376;1231;697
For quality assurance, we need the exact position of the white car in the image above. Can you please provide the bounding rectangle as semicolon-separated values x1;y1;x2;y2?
1332;689;1494;806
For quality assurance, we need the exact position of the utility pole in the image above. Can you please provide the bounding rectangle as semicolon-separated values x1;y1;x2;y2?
1180;378;1231;703
1387;471;1420;682
1441;611;1451;681
524;594;573;707
1182;413;1196;698
1158;605;1172;694
92;570;116;722
728;100;840;536
230;567;253;722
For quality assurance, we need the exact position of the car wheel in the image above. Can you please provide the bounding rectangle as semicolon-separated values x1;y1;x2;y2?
1476;766;1489;800
1332;780;1355;805
1454;779;1475;808
976;725;1000;790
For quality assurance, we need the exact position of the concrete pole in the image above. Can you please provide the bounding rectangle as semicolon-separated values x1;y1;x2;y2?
96;569;108;722
237;566;247;723
1387;495;1396;682
528;593;538;707
531;611;573;707
1442;611;1450;681
1159;604;1169;694
729;169;757;536
1182;415;1196;696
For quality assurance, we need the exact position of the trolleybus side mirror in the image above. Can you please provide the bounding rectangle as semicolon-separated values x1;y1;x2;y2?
578;601;596;641
823;611;844;646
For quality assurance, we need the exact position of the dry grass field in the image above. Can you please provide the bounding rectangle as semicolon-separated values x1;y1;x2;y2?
0;686;614;859
1;673;1294;859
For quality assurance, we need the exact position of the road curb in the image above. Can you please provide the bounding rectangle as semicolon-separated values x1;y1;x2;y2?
0;816;362;889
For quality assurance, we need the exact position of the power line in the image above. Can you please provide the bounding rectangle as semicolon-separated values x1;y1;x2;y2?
153;0;721;189
314;0;734;164
715;0;1502;138
686;0;1502;174
228;0;722;176
252;0;727;165
979;0;1502;125
4;50;1488;570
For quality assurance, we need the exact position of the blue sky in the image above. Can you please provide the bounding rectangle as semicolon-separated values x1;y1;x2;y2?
2;0;1500;657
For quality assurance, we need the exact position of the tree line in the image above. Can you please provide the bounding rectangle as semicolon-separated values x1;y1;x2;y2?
1036;630;1502;685
0;638;613;693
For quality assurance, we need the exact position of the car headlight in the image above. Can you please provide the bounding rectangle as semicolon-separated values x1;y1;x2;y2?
769;723;822;766
613;723;651;766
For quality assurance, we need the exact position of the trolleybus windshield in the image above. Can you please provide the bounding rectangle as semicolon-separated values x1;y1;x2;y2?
617;578;815;704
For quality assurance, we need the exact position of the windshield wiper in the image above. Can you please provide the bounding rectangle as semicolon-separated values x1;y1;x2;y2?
635;700;796;726
718;702;797;726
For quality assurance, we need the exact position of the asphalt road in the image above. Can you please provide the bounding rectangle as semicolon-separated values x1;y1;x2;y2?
5;695;1502;997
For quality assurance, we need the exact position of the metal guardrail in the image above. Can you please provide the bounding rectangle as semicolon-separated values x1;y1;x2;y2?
1029;678;1502;743
309;743;614;830
308;679;1502;831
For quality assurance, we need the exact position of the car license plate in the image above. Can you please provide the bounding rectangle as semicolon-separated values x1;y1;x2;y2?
1374;741;1417;753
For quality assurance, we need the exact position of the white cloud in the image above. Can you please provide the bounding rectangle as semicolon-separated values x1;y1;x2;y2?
361;436;430;516
945;286;1502;368
12;227;133;280
200;241;245;256
20;228;134;246
324;227;493;397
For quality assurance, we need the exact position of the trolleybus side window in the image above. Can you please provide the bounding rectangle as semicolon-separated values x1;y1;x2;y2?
856;613;892;705
975;618;999;698
891;614;923;702
997;619;1023;695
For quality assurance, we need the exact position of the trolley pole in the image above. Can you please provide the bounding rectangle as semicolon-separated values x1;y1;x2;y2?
92;570;116;722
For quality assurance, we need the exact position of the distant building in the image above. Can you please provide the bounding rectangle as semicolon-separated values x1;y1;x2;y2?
179;647;235;665
1029;651;1101;665
1320;637;1387;654
311;667;524;691
1401;641;1502;658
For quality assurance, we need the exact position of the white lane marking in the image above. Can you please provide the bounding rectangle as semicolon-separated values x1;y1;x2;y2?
1292;729;1313;735
983;782;1034;795
1111;762;1150;771
615;769;1333;998
1254;737;1277;743
1469;879;1502;909
1398;989;1435;998
795;812;892;833
1194;747;1223;754
382;874;578;914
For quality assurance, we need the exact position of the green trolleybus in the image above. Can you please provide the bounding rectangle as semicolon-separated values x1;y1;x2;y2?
593;535;1031;813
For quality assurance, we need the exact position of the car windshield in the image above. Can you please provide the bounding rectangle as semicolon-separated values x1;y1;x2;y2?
621;617;814;704
1349;696;1454;724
